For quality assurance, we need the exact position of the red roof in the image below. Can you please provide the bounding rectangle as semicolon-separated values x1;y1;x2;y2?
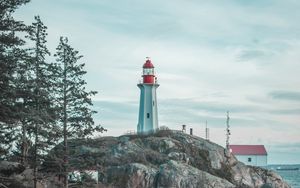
143;59;154;68
229;145;267;155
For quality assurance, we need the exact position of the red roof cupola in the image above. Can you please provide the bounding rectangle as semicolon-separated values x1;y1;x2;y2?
143;59;154;68
142;58;156;84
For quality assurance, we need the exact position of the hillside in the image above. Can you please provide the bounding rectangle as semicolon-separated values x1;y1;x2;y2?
45;130;289;188
1;130;290;188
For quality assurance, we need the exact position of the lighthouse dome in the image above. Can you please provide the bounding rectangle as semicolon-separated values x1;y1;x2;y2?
143;59;154;68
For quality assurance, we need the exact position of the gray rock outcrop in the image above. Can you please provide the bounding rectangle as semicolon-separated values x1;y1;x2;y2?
44;130;290;188
0;161;25;176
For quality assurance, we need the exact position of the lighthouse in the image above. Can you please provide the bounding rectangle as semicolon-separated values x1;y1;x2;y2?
137;58;159;134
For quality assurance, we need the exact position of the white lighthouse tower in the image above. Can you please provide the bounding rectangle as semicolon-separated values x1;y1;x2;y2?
137;58;159;134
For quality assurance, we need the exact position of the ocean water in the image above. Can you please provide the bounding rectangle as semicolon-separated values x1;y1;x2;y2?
267;165;300;188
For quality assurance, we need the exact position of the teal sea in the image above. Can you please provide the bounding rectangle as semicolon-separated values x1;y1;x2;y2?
267;165;300;188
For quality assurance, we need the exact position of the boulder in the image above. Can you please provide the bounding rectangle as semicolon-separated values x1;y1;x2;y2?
0;161;25;176
157;160;235;188
106;163;157;188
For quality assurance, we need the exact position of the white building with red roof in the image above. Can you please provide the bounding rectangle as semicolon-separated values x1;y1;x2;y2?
229;145;267;167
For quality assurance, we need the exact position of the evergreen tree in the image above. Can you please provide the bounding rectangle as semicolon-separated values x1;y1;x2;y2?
26;16;59;188
53;37;103;188
0;0;30;158
10;60;33;165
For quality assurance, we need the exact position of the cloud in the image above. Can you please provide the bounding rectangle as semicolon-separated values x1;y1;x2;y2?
238;50;266;60
269;91;300;101
14;0;300;163
92;100;138;122
269;142;300;152
270;108;300;115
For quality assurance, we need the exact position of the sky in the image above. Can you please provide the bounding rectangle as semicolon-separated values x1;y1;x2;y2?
15;0;300;164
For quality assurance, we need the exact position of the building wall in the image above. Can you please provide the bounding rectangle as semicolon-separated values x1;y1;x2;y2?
137;83;159;134
256;155;268;166
235;154;267;166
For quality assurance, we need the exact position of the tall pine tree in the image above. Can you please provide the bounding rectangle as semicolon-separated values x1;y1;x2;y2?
0;0;30;158
53;37;103;188
26;15;58;188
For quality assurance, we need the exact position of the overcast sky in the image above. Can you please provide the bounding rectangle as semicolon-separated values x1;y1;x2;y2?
15;0;300;164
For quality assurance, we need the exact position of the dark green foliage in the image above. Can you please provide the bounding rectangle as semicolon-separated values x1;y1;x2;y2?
1;2;105;188
0;0;29;123
25;15;59;188
0;0;30;158
53;37;103;139
25;15;59;150
51;37;104;187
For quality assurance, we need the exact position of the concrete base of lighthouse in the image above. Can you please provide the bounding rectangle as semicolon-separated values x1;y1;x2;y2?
137;83;159;134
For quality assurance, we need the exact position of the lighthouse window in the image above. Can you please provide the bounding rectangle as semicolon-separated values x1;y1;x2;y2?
248;158;252;162
147;113;150;118
143;68;154;75
153;101;154;106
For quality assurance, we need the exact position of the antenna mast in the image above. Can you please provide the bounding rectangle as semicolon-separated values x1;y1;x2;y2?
226;111;231;150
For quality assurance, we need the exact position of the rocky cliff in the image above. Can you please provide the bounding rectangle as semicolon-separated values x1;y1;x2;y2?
1;130;290;188
47;130;289;188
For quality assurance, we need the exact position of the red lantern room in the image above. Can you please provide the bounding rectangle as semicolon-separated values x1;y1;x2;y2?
142;58;156;84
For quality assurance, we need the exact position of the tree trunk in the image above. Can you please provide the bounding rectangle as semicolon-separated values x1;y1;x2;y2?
21;119;27;166
33;24;41;188
33;122;38;188
63;48;68;188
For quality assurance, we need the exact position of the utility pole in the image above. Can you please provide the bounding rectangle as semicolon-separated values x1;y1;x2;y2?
226;111;230;150
182;124;186;133
225;111;231;164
